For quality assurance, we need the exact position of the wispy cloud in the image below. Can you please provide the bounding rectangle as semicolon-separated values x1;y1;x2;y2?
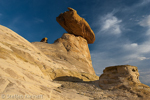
100;12;122;35
7;16;22;31
0;13;2;16
146;28;150;35
138;15;150;27
34;18;44;23
123;41;150;61
138;15;150;36
135;0;150;7
122;0;150;14
140;69;150;86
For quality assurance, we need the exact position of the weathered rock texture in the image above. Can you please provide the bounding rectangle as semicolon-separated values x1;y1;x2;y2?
1;25;150;100
32;33;97;82
99;65;150;98
56;7;95;44
0;25;93;100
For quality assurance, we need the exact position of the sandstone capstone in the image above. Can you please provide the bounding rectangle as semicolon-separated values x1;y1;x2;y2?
56;7;95;44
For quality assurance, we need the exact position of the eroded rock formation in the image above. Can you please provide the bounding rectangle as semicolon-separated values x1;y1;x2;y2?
1;6;150;99
56;7;95;44
99;65;150;98
0;25;92;100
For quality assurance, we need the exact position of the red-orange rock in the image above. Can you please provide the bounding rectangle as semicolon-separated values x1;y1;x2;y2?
56;7;95;44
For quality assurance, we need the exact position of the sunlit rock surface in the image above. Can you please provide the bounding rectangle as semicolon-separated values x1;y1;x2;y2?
99;65;150;98
56;7;95;44
32;33;98;82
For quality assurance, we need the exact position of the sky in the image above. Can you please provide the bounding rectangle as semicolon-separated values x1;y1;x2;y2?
0;0;150;86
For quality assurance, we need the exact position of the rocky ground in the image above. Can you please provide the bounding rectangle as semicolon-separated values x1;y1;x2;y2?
54;80;148;100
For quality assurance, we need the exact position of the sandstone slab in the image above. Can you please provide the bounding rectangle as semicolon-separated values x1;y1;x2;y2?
56;7;95;44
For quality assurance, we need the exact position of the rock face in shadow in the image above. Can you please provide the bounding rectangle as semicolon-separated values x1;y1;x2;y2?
56;7;95;44
99;65;150;98
32;33;98;82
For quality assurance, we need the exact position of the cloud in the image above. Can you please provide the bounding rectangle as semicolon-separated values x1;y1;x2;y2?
124;43;150;54
138;15;150;27
0;13;2;16
100;12;122;35
136;0;150;7
146;28;150;35
138;15;150;36
123;40;150;61
137;57;150;60
124;43;138;49
122;0;150;14
140;69;150;86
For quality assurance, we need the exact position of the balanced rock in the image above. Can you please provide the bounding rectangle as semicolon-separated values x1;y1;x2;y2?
32;33;98;81
99;65;150;98
56;7;95;44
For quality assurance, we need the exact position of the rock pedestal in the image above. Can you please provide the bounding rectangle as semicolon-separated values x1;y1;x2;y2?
54;33;94;74
32;33;98;82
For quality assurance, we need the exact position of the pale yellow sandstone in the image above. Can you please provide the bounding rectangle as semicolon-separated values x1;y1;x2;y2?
0;25;92;100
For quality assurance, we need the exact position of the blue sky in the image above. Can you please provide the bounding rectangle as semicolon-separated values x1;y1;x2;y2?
0;0;150;86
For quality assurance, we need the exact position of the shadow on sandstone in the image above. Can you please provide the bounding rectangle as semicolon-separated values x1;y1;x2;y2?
53;76;100;88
